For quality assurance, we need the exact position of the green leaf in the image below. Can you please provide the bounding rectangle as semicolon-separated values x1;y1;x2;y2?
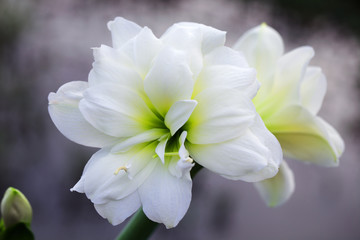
0;223;34;240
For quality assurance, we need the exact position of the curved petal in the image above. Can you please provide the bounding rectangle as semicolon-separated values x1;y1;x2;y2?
272;46;314;101
107;17;142;49
94;191;141;225
238;114;283;182
185;87;256;144
178;131;190;160
187;132;267;182
233;23;284;100
111;129;168;153
194;45;259;99
79;84;162;138
72;143;158;204
188;114;282;182
193;65;258;99
121;27;163;78
267;105;343;166
139;160;192;229
257;47;315;118
155;134;170;164
70;147;112;194
254;160;295;207
300;67;327;115
168;131;194;178
48;81;117;148
316;117;345;159
163;22;226;55
89;45;143;92
204;46;249;67
165;100;197;136
161;24;203;78
197;23;226;54
143;47;194;116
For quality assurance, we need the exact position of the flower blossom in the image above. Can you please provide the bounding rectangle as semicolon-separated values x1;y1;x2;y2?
234;23;345;207
48;18;282;228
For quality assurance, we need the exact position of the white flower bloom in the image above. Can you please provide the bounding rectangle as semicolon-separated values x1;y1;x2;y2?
234;23;345;207
48;18;282;228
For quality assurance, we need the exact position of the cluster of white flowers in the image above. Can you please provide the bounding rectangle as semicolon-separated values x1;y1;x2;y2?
48;18;343;228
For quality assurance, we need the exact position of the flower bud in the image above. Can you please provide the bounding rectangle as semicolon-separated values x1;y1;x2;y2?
1;187;32;228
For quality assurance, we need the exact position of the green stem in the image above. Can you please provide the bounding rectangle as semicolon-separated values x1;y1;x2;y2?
115;208;157;240
115;163;203;240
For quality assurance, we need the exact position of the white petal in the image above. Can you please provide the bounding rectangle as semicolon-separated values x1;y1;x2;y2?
107;17;142;49
48;81;117;148
204;46;249;67
94;191;141;225
143;47;194;116
155;134;170;164
168;131;194;178
111;129;169;153
172;158;194;179
300;67;327;115
71;147;112;193
234;24;285;109
272;46;314;103
194;45;259;99
267;105;343;166
188;114;281;182
164;22;226;54
162;23;202;49
316;117;345;159
89;45;143;92
79;84;162;138
185;87;256;144
121;27;163;78
139;161;192;228
254;161;295;207
187;132;268;181
161;24;203;78
198;24;226;54
256;47;315;118
178;131;190;160
233;23;284;95
75;143;157;204
193;65;258;99
70;176;85;193
165;100;198;135
236;114;282;182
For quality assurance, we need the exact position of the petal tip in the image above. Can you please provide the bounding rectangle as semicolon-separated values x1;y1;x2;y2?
107;17;126;30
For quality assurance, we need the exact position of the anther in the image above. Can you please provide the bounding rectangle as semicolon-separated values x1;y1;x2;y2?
185;157;193;163
114;166;128;175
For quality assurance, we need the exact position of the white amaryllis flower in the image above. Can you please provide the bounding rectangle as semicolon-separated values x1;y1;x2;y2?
48;18;282;228
234;23;345;207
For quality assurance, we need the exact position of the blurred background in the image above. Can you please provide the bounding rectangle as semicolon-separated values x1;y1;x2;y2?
1;0;360;239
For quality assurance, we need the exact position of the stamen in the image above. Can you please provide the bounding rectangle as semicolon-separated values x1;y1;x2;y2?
185;157;193;163
152;152;179;159
114;166;128;175
165;152;179;157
